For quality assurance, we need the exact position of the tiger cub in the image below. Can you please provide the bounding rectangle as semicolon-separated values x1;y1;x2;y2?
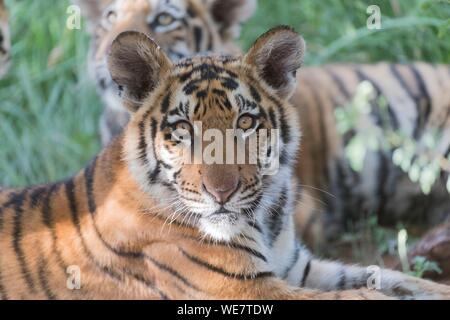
75;0;256;145
0;27;449;299
79;0;450;249
0;0;10;78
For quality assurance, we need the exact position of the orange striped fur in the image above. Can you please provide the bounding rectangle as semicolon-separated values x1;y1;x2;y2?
1;27;449;300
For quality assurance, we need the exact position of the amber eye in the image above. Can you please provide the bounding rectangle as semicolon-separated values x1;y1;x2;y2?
237;115;256;131
156;12;175;26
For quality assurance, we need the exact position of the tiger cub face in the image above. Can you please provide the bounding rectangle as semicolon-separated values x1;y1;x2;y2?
108;27;304;241
0;0;10;77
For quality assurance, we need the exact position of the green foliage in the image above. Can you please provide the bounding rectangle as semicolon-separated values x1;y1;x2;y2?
1;0;101;187
1;0;449;187
409;256;442;278
241;0;450;64
336;82;450;195
397;228;442;278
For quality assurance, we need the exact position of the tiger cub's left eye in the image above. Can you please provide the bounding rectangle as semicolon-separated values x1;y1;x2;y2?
237;115;256;130
156;12;175;26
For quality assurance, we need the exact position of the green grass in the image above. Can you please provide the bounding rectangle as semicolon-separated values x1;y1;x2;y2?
0;0;449;187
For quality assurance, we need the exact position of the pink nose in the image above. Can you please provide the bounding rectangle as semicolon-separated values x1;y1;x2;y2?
203;179;239;204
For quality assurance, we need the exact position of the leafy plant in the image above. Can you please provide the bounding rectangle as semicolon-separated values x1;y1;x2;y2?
409;256;442;278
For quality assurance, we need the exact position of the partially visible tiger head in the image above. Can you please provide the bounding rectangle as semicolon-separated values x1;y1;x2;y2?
108;26;305;241
76;0;256;111
0;0;10;78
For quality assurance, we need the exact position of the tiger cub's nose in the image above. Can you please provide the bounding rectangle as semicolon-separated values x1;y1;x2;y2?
202;168;240;205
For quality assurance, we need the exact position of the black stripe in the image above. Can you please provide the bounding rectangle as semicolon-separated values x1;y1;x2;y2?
41;183;67;273
189;237;267;262
11;191;36;293
409;64;432;137
266;189;288;245
268;108;278;129
179;64;237;83
207;28;213;51
144;254;200;291
193;101;201;115
325;67;351;99
390;64;422;138
337;267;346;290
0;205;3;231
445;145;450;158
354;68;400;130
148;163;161;184
151;117;158;142
277;104;291;144
300;259;311;287
376;151;389;217
160;161;172;170
29;185;48;208
239;188;260;202
161;93;171;113
183;81;200;95
212;88;226;97
249;85;262;102
37;254;57;300
138;118;149;163
41;184;59;228
246;219;263;234
221;77;239;90
0;267;9;300
180;249;273;280
148;118;161;184
193;26;203;52
84;158;97;214
282;243;301;279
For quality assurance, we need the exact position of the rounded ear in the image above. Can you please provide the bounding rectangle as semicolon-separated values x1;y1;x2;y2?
108;31;172;112
244;26;305;100
207;0;257;39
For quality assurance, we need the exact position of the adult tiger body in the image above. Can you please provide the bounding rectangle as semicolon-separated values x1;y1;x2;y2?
1;27;449;300
294;63;450;246
75;0;256;145
0;0;10;78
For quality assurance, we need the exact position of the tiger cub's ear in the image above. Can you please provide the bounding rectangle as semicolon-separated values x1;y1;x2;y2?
206;0;257;39
244;26;305;100
108;31;172;112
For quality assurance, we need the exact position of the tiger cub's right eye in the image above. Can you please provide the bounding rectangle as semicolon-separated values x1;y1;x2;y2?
156;12;175;26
